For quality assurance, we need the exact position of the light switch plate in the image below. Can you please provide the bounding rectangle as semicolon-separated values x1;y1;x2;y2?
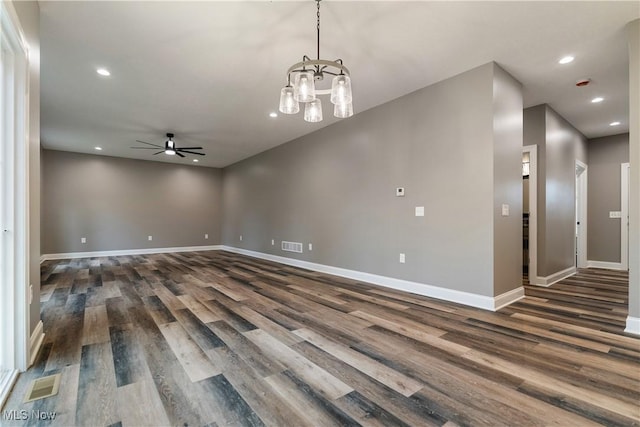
399;253;406;263
308;243;313;251
148;235;153;241
501;204;510;216
415;206;425;217
81;237;86;244
609;211;622;218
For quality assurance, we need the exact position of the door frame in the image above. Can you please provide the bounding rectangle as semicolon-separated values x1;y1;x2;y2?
621;163;630;271
0;0;31;409
575;160;588;269
523;145;537;283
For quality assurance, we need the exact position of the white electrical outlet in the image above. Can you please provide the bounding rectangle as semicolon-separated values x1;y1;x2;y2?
81;237;86;244
415;206;425;217
501;204;510;216
399;253;406;263
205;233;209;239
240;235;243;241
271;239;275;246
148;235;153;241
309;243;313;251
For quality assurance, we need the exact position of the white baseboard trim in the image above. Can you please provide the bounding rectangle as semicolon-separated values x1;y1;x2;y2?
29;320;45;367
587;260;624;271
494;286;525;310
532;266;576;287
0;370;19;411
40;245;223;261
625;316;640;336
221;245;519;311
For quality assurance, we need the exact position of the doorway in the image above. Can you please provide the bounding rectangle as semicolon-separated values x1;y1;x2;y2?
522;145;537;284
575;160;588;269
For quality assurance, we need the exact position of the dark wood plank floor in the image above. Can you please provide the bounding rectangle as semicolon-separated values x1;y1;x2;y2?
3;251;639;426
515;269;631;333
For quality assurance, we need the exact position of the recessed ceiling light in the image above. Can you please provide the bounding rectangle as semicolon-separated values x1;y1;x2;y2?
193;159;199;163
591;97;604;103
269;112;278;118
94;146;102;151
96;68;110;76
559;56;574;65
610;121;621;126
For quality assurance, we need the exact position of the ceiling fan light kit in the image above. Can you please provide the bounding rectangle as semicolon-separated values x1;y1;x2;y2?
165;134;176;155
278;0;353;122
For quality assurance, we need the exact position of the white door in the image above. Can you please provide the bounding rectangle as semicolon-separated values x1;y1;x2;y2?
575;161;588;269
622;163;630;270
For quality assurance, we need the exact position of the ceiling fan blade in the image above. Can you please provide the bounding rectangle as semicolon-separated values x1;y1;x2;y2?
135;140;163;148
176;152;185;158
130;146;159;149
176;146;203;150
153;150;165;155
177;150;205;156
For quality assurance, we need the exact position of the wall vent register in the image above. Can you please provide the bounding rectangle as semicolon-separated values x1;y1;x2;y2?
282;241;303;253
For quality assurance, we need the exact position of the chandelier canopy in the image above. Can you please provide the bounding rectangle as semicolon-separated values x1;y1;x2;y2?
278;0;354;122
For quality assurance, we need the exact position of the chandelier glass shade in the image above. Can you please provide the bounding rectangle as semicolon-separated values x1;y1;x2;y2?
279;86;299;114
278;0;353;122
304;99;323;122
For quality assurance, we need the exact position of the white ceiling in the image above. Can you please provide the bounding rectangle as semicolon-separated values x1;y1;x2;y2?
40;1;639;168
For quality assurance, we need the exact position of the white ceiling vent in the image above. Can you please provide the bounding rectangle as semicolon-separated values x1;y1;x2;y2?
282;241;303;253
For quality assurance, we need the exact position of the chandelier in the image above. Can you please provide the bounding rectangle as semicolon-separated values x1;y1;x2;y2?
278;0;353;123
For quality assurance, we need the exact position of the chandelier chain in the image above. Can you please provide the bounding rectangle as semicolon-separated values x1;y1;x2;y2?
316;0;321;61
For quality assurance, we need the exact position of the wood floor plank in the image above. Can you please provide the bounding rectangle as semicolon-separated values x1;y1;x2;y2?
116;372;171;427
159;322;221;383
52;364;80;427
205;346;309;427
198;374;265;427
76;342;120;426
81;304;110;346
264;370;355;427
293;328;424;397
244;329;354;400
177;293;220;323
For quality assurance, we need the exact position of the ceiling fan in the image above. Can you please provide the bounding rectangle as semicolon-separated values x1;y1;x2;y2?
131;133;205;158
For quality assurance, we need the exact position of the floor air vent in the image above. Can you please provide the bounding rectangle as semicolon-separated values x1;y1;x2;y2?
24;373;61;403
282;241;303;253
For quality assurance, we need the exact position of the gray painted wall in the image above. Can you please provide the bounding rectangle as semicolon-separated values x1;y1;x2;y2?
544;106;588;275
523;104;588;278
222;62;523;298
14;0;41;336
42;150;223;253
627;19;639;321
587;133;629;263
492;65;523;295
